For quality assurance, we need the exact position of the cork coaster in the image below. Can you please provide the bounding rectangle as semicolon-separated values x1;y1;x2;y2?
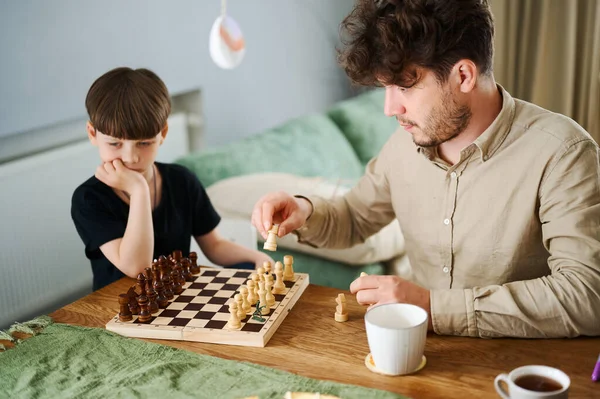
364;353;426;376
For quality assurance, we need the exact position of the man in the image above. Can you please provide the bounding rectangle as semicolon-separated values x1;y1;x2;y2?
251;0;600;338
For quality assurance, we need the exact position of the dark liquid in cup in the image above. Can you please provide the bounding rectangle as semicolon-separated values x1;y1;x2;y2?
514;375;563;392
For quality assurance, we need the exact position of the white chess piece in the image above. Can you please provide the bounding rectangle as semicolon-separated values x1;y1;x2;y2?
263;224;279;251
265;274;276;307
247;280;257;306
257;281;270;315
335;293;348;322
234;294;245;319
273;261;286;294
225;301;241;329
283;255;294;281
239;286;251;313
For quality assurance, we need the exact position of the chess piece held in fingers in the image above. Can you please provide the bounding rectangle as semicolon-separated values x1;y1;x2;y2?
263;224;279;251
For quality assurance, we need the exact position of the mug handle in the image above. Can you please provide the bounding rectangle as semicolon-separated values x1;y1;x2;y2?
494;373;511;399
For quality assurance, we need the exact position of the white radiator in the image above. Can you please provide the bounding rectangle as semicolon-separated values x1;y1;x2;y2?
0;113;190;328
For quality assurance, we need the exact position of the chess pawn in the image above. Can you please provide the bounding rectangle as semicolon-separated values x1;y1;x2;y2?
256;267;265;282
180;258;193;282
263;224;279;251
273;261;286;294
225;302;241;330
335;293;348;322
265;275;276;307
262;261;272;275
257;281;270;315
153;279;169;308
118;293;132;321
283;255;295;281
234;294;245;319
239;286;251;313
136;273;147;297
127;286;140;315
251;273;261;288
246;280;258;306
188;251;200;274
136;295;152;323
145;279;159;314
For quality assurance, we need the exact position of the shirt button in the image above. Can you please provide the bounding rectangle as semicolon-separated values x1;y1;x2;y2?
450;172;457;179
442;267;449;273
443;218;450;225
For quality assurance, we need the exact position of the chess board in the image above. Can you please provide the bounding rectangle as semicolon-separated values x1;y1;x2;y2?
106;268;309;347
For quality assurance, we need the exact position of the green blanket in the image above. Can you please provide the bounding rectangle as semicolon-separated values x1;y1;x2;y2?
0;317;407;399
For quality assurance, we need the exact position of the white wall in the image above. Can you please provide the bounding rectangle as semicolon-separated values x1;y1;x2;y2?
0;0;355;147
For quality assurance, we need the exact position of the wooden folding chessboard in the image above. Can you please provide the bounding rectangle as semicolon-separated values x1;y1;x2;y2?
106;268;309;347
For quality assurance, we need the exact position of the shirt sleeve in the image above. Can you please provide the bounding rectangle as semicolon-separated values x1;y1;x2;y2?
295;152;396;249
431;138;600;338
71;184;126;258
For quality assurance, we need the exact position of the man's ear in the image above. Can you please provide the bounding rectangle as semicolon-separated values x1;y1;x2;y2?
159;123;169;145
87;122;98;146
454;60;477;93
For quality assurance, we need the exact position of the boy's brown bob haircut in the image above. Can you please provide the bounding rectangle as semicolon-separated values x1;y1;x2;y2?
85;67;171;140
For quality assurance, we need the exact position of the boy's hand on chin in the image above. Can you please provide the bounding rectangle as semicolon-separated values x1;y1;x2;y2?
96;159;147;195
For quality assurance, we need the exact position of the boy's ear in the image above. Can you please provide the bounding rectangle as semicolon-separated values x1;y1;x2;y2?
87;122;98;146
159;123;169;145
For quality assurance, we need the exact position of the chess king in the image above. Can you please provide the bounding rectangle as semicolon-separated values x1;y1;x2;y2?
71;67;273;291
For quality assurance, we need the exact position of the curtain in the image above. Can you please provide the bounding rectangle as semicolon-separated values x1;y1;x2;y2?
490;0;600;143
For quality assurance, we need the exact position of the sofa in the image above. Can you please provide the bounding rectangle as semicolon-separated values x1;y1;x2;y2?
175;89;405;289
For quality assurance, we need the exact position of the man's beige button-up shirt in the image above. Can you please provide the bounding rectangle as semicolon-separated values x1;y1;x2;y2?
296;87;600;338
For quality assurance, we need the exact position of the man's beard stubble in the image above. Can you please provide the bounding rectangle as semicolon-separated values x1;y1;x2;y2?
413;90;472;148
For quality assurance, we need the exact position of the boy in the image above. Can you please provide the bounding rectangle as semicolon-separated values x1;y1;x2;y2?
71;67;273;291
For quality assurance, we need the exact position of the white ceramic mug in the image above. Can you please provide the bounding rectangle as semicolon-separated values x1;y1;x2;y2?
494;365;570;399
364;303;428;376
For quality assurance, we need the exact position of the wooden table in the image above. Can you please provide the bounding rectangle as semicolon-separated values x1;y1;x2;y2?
50;277;600;398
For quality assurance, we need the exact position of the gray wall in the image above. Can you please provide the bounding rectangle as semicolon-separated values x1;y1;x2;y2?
0;0;355;147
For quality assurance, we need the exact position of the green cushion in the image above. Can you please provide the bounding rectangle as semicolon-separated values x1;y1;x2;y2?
176;114;363;188
327;89;399;166
259;247;386;290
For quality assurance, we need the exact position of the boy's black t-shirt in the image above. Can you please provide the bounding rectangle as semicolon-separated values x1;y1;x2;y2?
71;162;221;291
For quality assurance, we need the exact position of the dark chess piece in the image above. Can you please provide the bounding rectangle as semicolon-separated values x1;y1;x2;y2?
181;258;193;282
158;255;174;299
153;279;169;308
189;252;200;274
172;263;184;295
136;295;152;323
118;294;133;321
137;273;147;296
144;268;159;314
127;286;140;315
172;250;183;263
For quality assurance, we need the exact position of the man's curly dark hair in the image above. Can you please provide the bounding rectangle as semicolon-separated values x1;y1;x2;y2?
337;0;495;88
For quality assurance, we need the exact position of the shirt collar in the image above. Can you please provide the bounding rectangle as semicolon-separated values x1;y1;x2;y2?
472;84;516;162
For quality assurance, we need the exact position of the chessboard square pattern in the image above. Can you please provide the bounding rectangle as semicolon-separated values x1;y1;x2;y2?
176;310;198;319
105;268;310;348
186;319;209;328
168;318;191;327
190;296;211;304
189;282;207;289
183;303;204;311
197;289;218;297
200;304;222;313
214;290;235;298
221;284;240;291
241;323;264;333
207;297;229;305
204;320;227;329
211;312;230;322
194;311;215;320
168;302;187;310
